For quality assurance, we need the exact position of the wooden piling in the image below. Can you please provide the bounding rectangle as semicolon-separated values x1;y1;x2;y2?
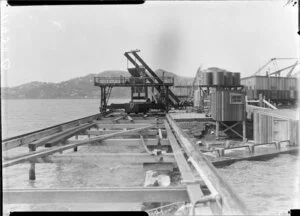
248;144;255;154
28;146;36;181
242;120;246;142
259;93;263;107
216;121;219;140
74;135;78;152
219;148;225;157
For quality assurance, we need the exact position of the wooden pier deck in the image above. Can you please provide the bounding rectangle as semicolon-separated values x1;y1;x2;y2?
3;110;299;215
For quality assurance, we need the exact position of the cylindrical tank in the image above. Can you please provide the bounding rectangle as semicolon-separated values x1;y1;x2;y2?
194;90;200;107
212;71;224;86
224;72;232;86
204;72;213;85
232;72;241;86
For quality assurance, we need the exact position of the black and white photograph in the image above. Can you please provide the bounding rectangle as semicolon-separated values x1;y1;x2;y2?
1;0;299;215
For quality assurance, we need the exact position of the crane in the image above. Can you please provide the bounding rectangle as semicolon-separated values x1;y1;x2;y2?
253;58;299;77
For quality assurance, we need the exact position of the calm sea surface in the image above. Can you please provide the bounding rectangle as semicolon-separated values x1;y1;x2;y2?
1;99;128;139
2;99;300;215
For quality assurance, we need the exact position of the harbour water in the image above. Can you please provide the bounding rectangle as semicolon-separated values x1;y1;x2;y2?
2;99;300;215
1;99;128;139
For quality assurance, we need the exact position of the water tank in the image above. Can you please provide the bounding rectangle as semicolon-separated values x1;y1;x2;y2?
232;72;241;85
212;71;224;86
224;72;232;86
204;72;213;85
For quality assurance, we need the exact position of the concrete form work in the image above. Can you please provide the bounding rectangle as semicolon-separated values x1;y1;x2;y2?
3;109;299;215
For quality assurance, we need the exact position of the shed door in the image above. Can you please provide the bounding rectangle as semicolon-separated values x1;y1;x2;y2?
273;119;288;141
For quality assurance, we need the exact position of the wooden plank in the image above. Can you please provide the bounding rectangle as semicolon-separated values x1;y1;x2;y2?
164;121;198;182
222;122;240;133
164;120;213;215
3;187;189;204
220;122;243;139
127;115;133;122
96;123;156;129
28;123;96;149
166;114;250;215
3;125;153;168
140;135;154;155
212;146;299;167
44;123;97;147
85;129;167;137
94;119;160;124
113;115;126;122
29;153;176;164
2;114;100;151
69;139;170;146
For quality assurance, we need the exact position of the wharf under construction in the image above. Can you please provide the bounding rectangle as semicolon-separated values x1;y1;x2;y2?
3;50;299;215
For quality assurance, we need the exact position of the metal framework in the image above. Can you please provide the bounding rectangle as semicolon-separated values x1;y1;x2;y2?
94;51;178;112
124;50;180;107
253;58;299;77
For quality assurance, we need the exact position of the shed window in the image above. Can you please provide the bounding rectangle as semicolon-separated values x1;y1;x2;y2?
230;93;243;104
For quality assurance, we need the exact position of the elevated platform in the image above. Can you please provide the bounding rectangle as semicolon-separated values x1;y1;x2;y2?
170;112;213;122
94;76;174;87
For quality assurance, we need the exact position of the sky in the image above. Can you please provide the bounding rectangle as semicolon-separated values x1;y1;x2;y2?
0;1;299;87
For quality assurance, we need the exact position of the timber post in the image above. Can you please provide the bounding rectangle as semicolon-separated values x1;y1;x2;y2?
248;144;255;154
28;145;36;181
74;135;78;152
242;120;246;142
259;93;263;107
216;121;219;140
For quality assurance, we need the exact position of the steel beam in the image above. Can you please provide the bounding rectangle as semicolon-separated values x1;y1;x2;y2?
3;187;189;204
28;123;96;149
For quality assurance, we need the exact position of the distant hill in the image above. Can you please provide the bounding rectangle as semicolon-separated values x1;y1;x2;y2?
1;69;194;99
